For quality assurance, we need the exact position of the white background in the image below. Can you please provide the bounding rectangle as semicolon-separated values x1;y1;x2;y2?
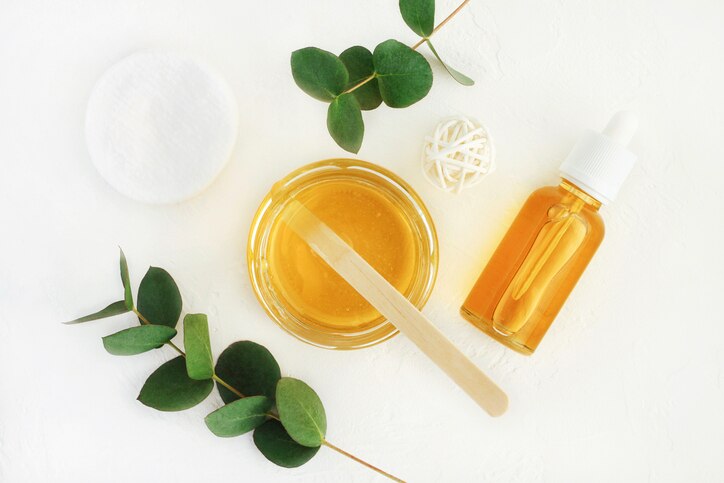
1;0;723;481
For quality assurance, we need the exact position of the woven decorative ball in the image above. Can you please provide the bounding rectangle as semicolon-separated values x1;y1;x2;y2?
422;117;496;193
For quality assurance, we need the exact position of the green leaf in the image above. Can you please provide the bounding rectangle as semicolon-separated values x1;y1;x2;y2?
102;325;177;356
214;341;281;404
137;267;182;328
426;39;474;86
183;314;213;380
327;93;364;154
291;47;349;102
339;46;382;110
373;39;433;108
137;356;213;412
276;378;327;447
253;420;320;468
119;247;133;310
204;395;272;437
64;300;129;324
399;0;435;37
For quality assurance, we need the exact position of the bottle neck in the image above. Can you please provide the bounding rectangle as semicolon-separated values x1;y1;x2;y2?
560;178;602;210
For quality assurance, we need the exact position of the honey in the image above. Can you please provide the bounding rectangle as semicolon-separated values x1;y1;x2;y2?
267;179;417;329
248;159;438;349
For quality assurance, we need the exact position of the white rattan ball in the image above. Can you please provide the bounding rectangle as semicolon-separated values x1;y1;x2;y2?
422;117;495;193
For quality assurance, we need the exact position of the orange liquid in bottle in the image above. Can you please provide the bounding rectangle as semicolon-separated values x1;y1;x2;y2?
461;179;604;355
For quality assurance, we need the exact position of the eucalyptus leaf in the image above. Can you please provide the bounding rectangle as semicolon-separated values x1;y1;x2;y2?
183;314;213;380
339;46;382;111
137;267;182;328
426;39;474;86
214;341;281;404
276;378;327;447
64;300;129;324
137;356;213;412
204;395;272;437
119;248;133;310
291;47;349;102
373;39;433;108
102;325;177;356
399;0;435;37
327;93;364;154
254;420;320;468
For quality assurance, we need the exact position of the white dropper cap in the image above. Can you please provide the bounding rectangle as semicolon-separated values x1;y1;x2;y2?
559;111;638;204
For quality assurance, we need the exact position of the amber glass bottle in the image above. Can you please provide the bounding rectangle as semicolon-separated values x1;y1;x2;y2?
461;112;638;355
461;180;604;354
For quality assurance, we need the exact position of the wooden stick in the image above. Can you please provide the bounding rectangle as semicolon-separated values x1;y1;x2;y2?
284;201;508;417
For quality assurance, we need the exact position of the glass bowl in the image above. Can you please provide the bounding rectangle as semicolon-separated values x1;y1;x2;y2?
247;159;438;349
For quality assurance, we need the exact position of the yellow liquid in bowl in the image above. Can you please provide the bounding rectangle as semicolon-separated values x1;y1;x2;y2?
267;179;417;330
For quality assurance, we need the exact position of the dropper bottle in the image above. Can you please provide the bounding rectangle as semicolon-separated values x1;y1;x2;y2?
460;112;638;355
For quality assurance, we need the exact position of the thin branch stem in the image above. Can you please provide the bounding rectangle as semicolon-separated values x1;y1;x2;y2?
212;374;245;399
343;0;471;96
342;74;376;95
411;0;471;49
133;308;152;326
323;440;405;483
133;306;400;480
133;308;185;356
166;340;185;356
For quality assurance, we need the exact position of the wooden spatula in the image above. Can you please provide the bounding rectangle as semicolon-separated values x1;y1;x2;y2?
283;200;508;417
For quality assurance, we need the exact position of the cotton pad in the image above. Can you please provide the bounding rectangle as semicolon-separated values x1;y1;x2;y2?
86;51;239;203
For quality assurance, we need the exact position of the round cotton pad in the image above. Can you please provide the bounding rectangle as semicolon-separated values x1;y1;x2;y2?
86;51;239;203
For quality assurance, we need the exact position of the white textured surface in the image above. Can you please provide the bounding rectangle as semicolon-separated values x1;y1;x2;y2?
1;1;723;482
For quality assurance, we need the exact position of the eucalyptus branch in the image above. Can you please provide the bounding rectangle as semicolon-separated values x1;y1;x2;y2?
343;0;472;96
292;0;475;153
69;250;403;482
